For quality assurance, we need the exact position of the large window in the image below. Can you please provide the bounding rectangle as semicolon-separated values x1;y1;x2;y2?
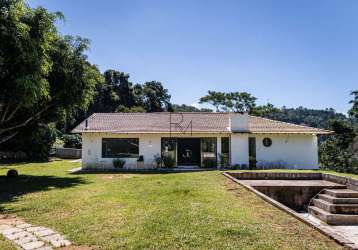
161;137;177;161
201;137;217;159
102;138;139;158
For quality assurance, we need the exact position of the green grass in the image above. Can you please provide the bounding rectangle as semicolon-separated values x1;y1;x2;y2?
0;161;347;249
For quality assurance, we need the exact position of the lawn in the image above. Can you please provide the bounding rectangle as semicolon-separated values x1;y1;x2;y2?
0;161;347;249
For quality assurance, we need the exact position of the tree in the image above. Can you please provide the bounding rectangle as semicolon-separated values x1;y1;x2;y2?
319;119;357;172
349;90;358;118
199;91;227;112
251;103;280;117
0;1;102;145
140;81;171;112
199;91;257;112
171;104;212;112
226;92;257;113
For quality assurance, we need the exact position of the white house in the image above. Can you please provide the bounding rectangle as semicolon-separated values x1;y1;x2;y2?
72;112;332;170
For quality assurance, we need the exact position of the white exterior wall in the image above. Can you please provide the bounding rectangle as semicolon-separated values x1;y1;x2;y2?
254;134;318;169
82;133;161;169
230;133;249;165
81;132;230;169
82;132;319;169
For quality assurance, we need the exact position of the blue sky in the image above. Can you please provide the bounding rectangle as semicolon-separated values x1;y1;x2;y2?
28;0;358;113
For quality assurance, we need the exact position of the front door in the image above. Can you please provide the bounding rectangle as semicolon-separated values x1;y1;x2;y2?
177;138;201;166
248;137;256;169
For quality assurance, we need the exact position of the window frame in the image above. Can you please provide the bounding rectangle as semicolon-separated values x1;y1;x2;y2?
102;138;139;158
262;137;272;147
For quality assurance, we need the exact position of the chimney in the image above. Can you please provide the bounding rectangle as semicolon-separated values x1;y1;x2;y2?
85;119;89;130
229;112;249;132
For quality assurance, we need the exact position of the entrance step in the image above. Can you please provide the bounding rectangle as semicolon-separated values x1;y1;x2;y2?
308;206;358;225
312;198;358;214
324;189;358;198
318;194;358;204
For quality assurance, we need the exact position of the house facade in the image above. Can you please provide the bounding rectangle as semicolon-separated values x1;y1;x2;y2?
72;112;332;170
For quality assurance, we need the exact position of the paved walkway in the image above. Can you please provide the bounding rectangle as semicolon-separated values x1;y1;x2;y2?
0;215;71;250
302;213;358;249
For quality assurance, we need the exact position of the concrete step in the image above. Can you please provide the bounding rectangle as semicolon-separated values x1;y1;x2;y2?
324;189;358;198
308;206;358;225
312;198;358;214
318;194;358;204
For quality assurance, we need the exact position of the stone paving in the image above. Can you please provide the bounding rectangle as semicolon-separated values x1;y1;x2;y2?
301;213;358;249
0;215;71;250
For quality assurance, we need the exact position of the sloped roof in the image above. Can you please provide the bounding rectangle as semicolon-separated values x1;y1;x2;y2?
72;112;231;133
72;112;332;134
248;116;332;134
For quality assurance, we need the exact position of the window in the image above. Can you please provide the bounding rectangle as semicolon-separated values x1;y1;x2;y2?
102;138;139;158
201;137;217;158
221;137;230;155
161;137;177;161
262;137;272;147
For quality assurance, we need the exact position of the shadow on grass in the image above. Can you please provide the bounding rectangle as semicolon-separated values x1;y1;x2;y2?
0;175;89;212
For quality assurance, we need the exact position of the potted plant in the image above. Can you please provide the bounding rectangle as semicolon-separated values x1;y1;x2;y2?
113;158;125;169
153;154;162;169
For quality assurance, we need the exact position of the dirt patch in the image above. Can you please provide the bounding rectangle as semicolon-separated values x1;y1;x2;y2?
101;174;133;180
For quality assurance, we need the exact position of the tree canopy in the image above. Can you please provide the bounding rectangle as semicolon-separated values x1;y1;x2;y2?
349;90;358;119
0;1;102;147
199;91;257;112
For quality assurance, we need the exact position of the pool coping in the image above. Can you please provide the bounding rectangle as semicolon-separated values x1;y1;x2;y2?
223;172;358;250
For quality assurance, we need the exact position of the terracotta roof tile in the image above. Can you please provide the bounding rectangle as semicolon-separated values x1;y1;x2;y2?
248;115;332;134
72;112;332;134
72;112;230;133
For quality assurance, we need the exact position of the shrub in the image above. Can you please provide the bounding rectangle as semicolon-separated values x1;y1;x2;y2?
6;169;18;178
62;134;82;149
240;164;249;170
153;154;161;168
22;124;57;161
202;157;217;168
219;153;229;169
162;155;176;168
113;159;125;168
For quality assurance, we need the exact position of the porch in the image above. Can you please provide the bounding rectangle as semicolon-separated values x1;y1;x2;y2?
161;137;230;168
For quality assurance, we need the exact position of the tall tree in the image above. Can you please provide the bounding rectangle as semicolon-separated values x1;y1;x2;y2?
319;119;357;171
140;81;171;112
199;91;227;112
349;90;358;118
199;91;257;112
226;92;257;113
251;103;280;117
0;1;101;144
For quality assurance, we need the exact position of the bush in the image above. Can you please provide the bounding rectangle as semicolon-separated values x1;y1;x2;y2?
6;169;18;178
202;157;217;168
62;134;82;149
162;155;176;168
218;153;229;169
18;124;57;161
153;154;161;168
113;159;125;168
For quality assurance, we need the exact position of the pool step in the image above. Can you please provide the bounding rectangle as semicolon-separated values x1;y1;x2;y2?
312;198;358;214
324;189;358;198
318;194;358;204
308;206;358;225
309;188;358;225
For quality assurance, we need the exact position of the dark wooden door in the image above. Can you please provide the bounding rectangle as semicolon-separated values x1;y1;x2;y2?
248;137;256;169
177;138;201;166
